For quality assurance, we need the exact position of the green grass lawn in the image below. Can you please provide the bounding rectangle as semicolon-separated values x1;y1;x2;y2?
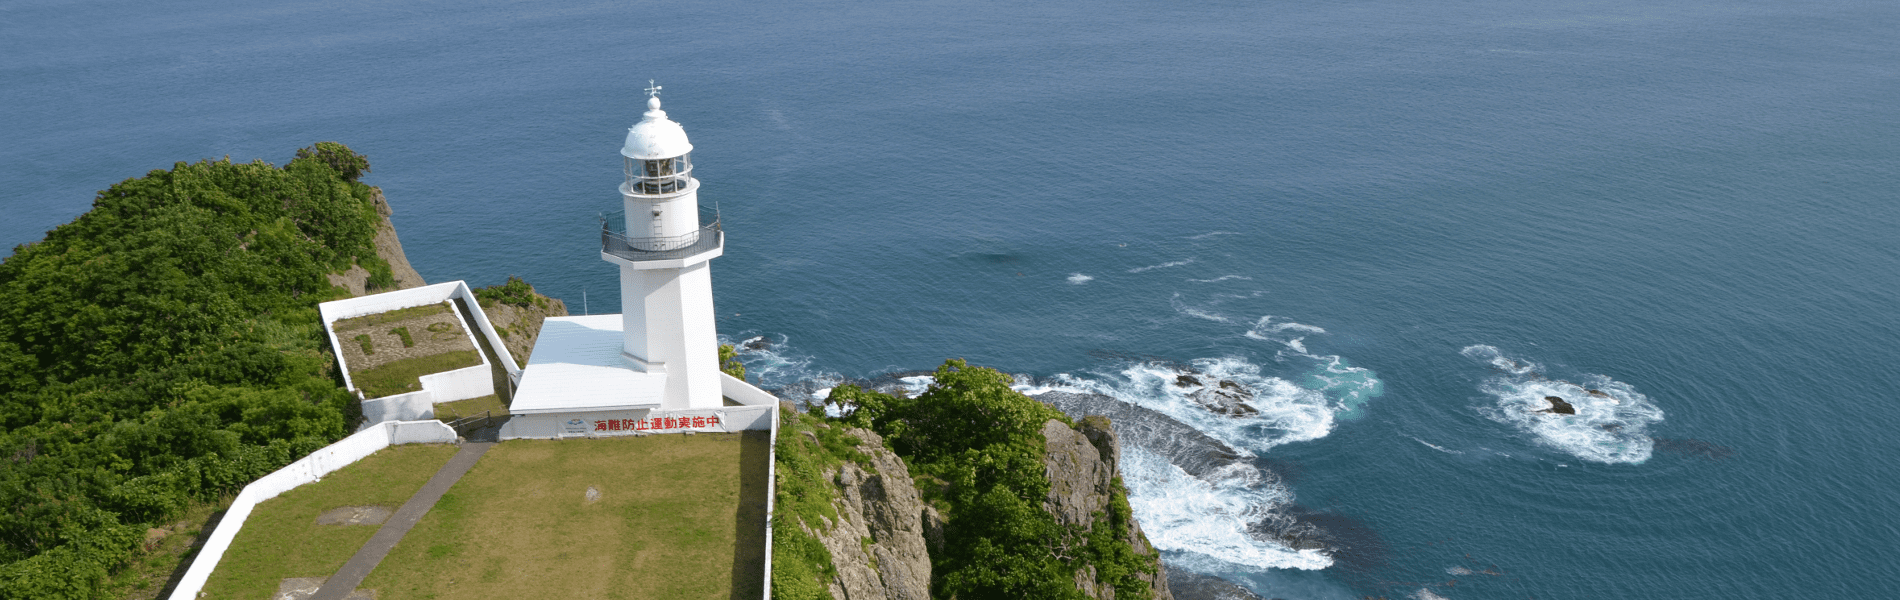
363;433;771;600
199;444;460;599
353;350;482;397
332;303;451;332
434;394;508;421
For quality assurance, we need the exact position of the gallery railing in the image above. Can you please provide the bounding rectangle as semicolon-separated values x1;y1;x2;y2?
600;212;723;262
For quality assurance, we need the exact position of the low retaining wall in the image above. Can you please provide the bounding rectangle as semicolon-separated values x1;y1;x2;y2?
360;390;433;423
164;420;458;600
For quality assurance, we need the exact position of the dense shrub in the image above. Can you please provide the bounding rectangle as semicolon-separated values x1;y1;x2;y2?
719;344;746;380
0;143;381;599
473;275;542;308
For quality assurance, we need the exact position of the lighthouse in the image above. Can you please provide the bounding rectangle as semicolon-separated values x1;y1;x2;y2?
602;84;725;409
503;84;756;430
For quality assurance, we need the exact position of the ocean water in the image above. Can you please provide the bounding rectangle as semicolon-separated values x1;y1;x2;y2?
5;0;1899;598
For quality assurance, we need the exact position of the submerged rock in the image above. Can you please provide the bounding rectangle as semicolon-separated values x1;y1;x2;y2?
1189;380;1260;417
741;335;771;351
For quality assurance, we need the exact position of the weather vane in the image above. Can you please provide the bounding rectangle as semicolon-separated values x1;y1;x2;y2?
646;79;662;98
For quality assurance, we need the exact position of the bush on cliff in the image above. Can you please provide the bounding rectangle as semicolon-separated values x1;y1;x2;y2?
825;359;1157;600
0;143;384;599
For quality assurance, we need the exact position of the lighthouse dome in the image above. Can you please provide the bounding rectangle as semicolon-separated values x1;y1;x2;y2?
621;96;693;160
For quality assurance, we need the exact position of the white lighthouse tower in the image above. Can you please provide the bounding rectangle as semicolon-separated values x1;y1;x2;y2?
601;83;725;409
501;84;779;439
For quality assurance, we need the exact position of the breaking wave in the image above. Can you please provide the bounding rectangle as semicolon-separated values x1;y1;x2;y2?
1189;275;1252;283
1129;258;1195;273
1067;273;1094;284
1461;345;1665;464
1123;447;1333;570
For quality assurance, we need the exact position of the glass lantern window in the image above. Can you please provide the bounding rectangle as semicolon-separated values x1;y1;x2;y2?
625;153;692;194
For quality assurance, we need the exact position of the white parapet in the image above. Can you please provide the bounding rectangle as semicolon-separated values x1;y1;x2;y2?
164;421;457;600
318;281;518;425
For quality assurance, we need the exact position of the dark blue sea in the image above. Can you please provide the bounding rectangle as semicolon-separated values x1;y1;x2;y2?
6;0;1898;597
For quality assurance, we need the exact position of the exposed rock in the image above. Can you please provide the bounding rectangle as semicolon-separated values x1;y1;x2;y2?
1036;391;1246;480
326;187;426;296
1042;418;1175;600
1041;419;1119;528
1167;569;1269;600
800;427;933;600
1541;396;1576;415
481;293;568;368
742;335;772;351
1175;374;1201;388
1189;380;1259;417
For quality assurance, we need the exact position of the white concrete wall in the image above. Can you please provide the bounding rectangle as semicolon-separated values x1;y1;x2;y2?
499;404;774;440
419;364;493;404
720;373;778;406
360;390;434;425
165;421;456;600
761;403;780;600
320;281;521;424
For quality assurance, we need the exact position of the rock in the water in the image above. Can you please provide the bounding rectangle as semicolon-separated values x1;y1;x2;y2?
1189;380;1259;417
742;335;770;351
1542;396;1576;415
1175;374;1201;387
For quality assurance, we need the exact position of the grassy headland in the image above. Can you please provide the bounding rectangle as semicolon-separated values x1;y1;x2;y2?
0;143;390;600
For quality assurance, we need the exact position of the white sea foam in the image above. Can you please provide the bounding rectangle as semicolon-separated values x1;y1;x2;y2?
1122;447;1333;570
1170;293;1233;323
721;333;842;406
1189;275;1252;283
1413;588;1451;600
896;375;934;397
1461;345;1664;464
1413;436;1462;454
1129;259;1195;273
1243;317;1382;419
1067;273;1094;284
1187;231;1241;240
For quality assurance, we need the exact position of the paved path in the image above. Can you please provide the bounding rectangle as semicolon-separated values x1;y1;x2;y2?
310;441;494;600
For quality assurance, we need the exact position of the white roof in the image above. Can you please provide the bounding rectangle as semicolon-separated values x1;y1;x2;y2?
509;315;666;414
621;96;694;160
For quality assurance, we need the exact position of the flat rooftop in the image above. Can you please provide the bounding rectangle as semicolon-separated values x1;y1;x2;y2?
510;315;666;414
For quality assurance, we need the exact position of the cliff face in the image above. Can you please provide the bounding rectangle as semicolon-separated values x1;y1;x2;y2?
800;426;934;600
325;187;427;295
1043;417;1175;600
481;296;568;368
806;417;1172;600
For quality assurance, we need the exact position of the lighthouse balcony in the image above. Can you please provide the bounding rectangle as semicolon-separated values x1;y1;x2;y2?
600;218;723;269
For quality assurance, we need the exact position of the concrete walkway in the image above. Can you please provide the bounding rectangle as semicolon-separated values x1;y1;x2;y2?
309;441;494;600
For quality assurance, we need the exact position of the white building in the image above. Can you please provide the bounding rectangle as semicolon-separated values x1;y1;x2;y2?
503;87;778;439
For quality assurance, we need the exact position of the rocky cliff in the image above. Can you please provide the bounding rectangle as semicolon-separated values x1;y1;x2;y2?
324;187;426;295
796;426;935;600
1042;417;1174;600
794;414;1173;600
